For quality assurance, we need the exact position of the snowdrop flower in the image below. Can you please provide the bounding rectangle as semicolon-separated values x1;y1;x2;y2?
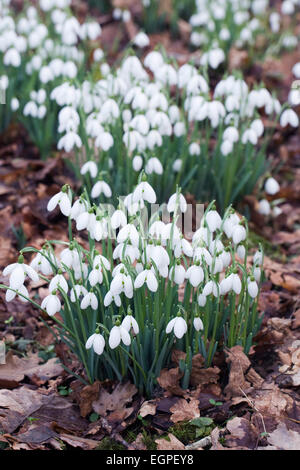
223;213;240;238
232;223;246;245
144;51;164;72
231;273;242;295
292;62;300;79
186;264;204;287
193;316;204;331
258;199;271;216
41;292;61;316
133;31;150;48
248;278;258;298
30;251;54;276
174;238;193;258
132;155;143;172
133;179;156;204
49;272;68;294
122;314;139;334
110;269;134;298
5;285;29;303
81;161;98;179
88;267;103;286
134;268;158;292
280;109;299;128
166;315;187;339
189;142;201;156
104;290;121;307
205;209;222;232
198;293;207;307
203;280;219;297
91;180;112;199
169;263;186;285
111;209;127;229
47;186;72;217
237;245;246;260
264;177;280;195
85;331;105;355
145;157;163;175
3;256;39;290
221;140;233;156
58;131;82;152
220;276;233;295
70;284;88;302
242;129;258;145
167;193;187;213
109;324;131;349
80;291;98;310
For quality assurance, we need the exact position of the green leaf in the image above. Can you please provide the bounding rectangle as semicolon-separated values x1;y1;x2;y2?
190;417;213;427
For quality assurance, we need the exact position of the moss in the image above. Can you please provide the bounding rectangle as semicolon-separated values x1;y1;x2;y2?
96;437;126;450
141;430;157;450
169;421;197;445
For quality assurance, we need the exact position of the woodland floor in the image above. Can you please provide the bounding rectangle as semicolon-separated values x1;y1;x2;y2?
0;1;300;451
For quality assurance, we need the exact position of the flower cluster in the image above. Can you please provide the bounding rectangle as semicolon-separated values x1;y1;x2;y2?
189;0;299;67
1;177;264;394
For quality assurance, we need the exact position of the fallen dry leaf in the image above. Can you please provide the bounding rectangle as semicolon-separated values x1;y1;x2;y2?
157;367;184;396
155;433;185;450
92;382;137;425
224;346;263;398
169;398;200;423
267;422;300;450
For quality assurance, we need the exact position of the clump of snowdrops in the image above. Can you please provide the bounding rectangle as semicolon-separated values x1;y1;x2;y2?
53;51;296;212
189;0;299;69
0;0;101;156
1;175;264;395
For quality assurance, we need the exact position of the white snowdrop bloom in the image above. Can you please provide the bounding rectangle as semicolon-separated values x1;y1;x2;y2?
189;142;201;156
117;224;139;246
288;88;300;107
47;188;71;217
85;333;105;355
248;278;258;298
264;177;280;195
167;193;187;213
111;210;127;229
231;273;242;295
169;105;180;124
174;238;193;258
41;293;61;317
104;290;121;307
134;269;158;292
122;315;139;334
253;267;261;283
203;280;219;297
3;259;39;290
169;264;186;285
281;0;295;15
95;132;114;151
11;98;19;111
80;161;98;179
24;101;38;118
60;247;81;270
223;127;239;143
193;317;204;331
80;291;98;310
144;51;164;72
223;213;239;238
242;129;258;145
193;246;212;266
4;48;21;67
113;243;139;263
109;325;131;349
192;227;209;246
174;122;185;137
133;31;150;48
146;130;162;150
292;62;300;79
88;268;103;286
258;199;271;216
251;119;264;138
197;293;207;307
237;245;246;260
205;210;222;233
155;63;177;86
58;131;82;152
221;139;233;156
209;239;224;256
30;252;54;276
110;270;134;298
49;273;68;294
93;48;104;62
70;198;88;221
220;28;230;41
133;181;156;204
166;316;187;339
273;206;282;217
91;180;112;199
186;265;204;287
70;284;88;302
200;48;225;69
172;159;182;172
220;276;233;295
253;250;263;266
211;254;224;275
6;284;29;303
122;9;131;22
232;224;246;245
280;109;299;128
145;157;163;175
132;155;143;172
